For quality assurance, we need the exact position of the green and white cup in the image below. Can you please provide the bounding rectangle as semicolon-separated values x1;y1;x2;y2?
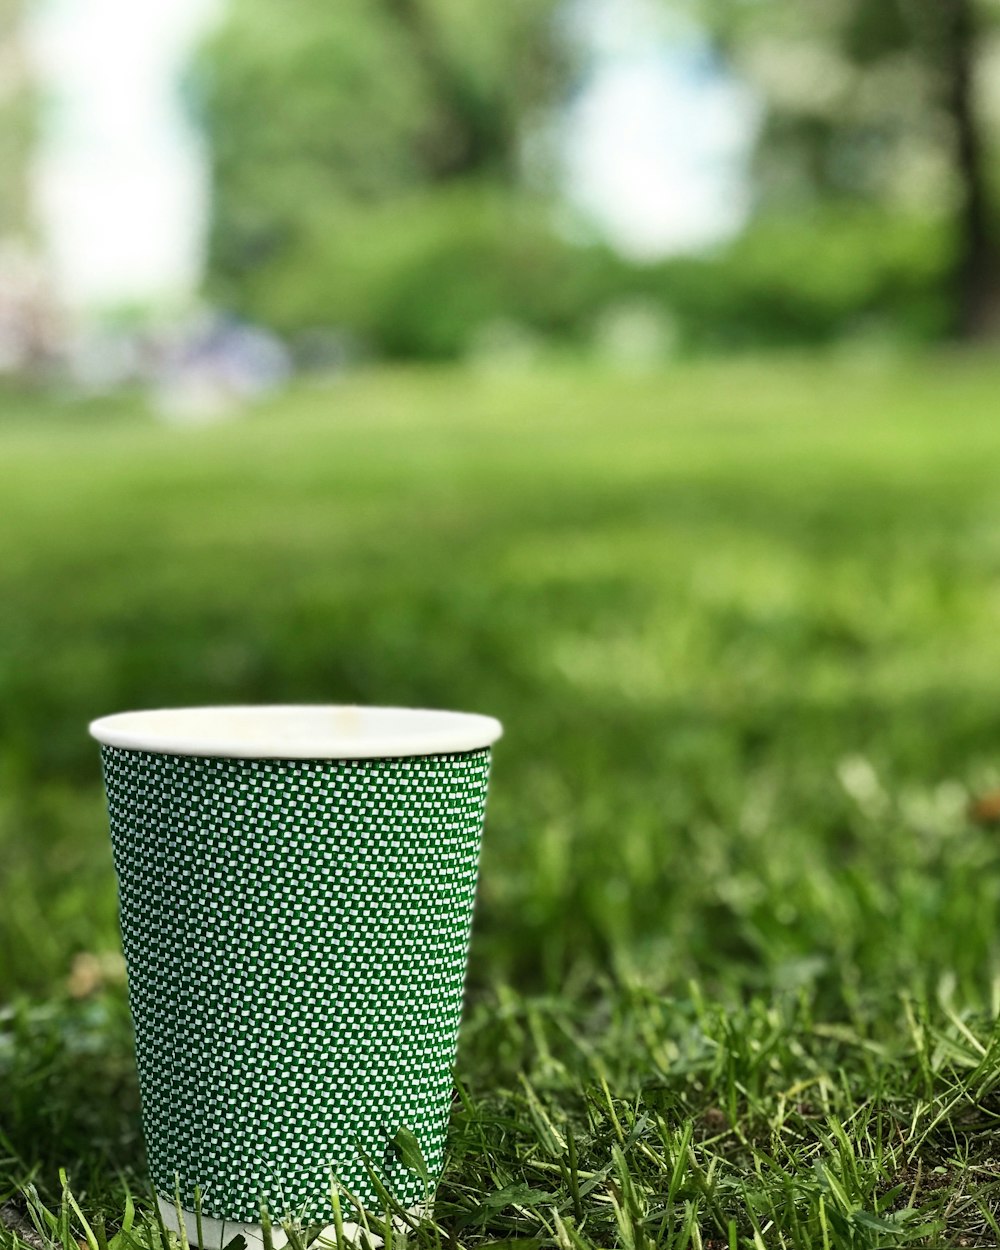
90;705;502;1248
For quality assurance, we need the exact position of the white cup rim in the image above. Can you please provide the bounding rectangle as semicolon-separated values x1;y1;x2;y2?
89;704;503;760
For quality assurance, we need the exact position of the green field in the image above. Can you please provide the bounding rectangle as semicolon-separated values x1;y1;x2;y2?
3;355;1000;1248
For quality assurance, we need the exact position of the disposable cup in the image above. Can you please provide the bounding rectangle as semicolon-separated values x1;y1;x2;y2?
90;705;502;1248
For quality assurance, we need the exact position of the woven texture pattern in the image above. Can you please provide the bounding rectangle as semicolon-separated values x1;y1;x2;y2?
101;746;491;1222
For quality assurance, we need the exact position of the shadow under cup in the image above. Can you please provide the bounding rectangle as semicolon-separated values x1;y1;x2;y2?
90;705;502;1244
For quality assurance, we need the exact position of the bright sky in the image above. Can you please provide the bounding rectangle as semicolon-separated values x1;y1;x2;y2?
564;0;759;258
27;0;758;309
28;0;217;308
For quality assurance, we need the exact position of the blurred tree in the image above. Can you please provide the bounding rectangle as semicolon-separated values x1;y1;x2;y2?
696;0;1000;337
0;0;58;378
194;0;568;316
0;0;35;240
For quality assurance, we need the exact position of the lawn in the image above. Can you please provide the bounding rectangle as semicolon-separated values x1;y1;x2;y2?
3;354;1000;1248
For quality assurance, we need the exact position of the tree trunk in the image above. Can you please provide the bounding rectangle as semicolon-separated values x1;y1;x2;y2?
381;0;511;180
937;0;1000;338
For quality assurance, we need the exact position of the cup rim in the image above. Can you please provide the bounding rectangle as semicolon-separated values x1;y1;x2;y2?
89;704;503;760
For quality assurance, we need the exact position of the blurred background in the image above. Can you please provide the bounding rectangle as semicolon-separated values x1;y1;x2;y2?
4;0;1000;1237
4;0;1000;385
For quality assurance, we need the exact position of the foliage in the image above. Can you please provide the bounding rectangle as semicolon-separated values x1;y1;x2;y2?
192;0;997;352
687;0;999;201
193;0;567;316
0;0;36;239
690;0;1000;333
4;357;1000;1244
220;185;615;358
627;206;952;351
223;192;951;359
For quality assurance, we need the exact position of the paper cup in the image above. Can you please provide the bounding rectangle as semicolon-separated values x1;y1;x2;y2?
90;706;502;1247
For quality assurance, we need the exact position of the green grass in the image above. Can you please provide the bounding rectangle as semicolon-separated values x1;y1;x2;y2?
3;354;1000;1247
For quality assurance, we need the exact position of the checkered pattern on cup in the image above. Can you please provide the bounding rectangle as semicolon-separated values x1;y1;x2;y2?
101;745;491;1222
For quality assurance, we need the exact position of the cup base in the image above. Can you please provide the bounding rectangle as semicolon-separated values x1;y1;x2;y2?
157;1197;428;1249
